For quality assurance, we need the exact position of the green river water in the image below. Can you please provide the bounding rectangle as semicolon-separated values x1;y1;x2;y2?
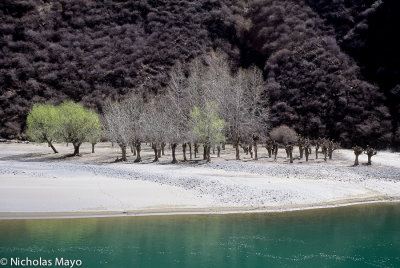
0;203;399;268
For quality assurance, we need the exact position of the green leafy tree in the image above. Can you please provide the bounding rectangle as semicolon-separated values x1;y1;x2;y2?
58;101;101;156
27;104;61;153
188;102;225;162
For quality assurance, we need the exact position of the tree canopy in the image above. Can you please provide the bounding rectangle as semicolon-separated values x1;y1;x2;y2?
26;101;102;155
26;103;61;153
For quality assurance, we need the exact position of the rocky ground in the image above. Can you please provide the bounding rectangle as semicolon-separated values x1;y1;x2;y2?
0;142;399;218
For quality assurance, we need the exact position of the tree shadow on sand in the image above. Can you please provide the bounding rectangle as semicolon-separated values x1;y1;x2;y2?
0;152;85;163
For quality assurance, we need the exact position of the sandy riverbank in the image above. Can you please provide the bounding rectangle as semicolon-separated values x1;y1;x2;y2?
0;142;399;219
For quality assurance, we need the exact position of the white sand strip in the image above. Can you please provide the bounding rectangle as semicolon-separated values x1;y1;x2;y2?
0;143;399;219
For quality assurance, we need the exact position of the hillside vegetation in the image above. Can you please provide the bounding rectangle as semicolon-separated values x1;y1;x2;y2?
0;0;399;148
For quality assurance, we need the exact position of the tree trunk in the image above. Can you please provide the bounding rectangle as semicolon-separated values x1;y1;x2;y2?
315;146;319;159
171;143;177;164
188;142;192;160
203;145;207;160
217;145;221;157
91;143;95;153
157;148;161;158
267;148;272;158
120;144;127;161
249;145;253;159
305;148;310;162
324;150;327;161
285;148;289;158
207;145;211;162
130;142;136;155
161;142;166;156
47;140;58;154
194;143;199;158
367;155;372;165
328;148;333;159
354;154;359;166
153;144;159;162
235;144;240;160
289;151;293;163
253;141;258;160
299;146;303;158
274;146;278;160
182;143;187;161
134;142;141;162
73;143;81;156
222;142;225;150
212;145;215;155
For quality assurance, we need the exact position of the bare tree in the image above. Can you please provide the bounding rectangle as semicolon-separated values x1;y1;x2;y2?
141;97;169;162
130;141;136;156
103;101;133;161
364;145;377;165
273;140;278;160
321;142;328;161
304;138;311;162
126;97;144;163
194;143;200;158
327;139;339;160
285;144;294;163
229;69;249;160
316;138;338;161
165;62;191;163
217;144;221;157
202;51;246;160
167;52;270;163
103;95;144;162
298;136;305;159
161;142;166;156
265;138;274;158
353;145;364;166
315;138;323;159
244;66;269;160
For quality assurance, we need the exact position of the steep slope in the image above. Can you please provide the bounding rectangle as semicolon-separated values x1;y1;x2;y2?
0;0;238;137
304;0;400;147
0;0;397;148
241;0;392;147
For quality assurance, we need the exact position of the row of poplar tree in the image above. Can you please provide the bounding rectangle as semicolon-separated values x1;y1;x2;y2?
27;51;270;162
102;51;269;163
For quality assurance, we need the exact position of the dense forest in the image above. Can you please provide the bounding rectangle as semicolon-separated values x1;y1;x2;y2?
0;0;399;148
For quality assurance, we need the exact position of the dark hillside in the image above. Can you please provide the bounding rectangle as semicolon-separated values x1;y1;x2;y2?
240;0;392;147
305;0;400;147
0;0;238;137
0;0;398;148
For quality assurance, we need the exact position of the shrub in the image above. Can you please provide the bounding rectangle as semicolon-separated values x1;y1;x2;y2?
269;125;297;144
